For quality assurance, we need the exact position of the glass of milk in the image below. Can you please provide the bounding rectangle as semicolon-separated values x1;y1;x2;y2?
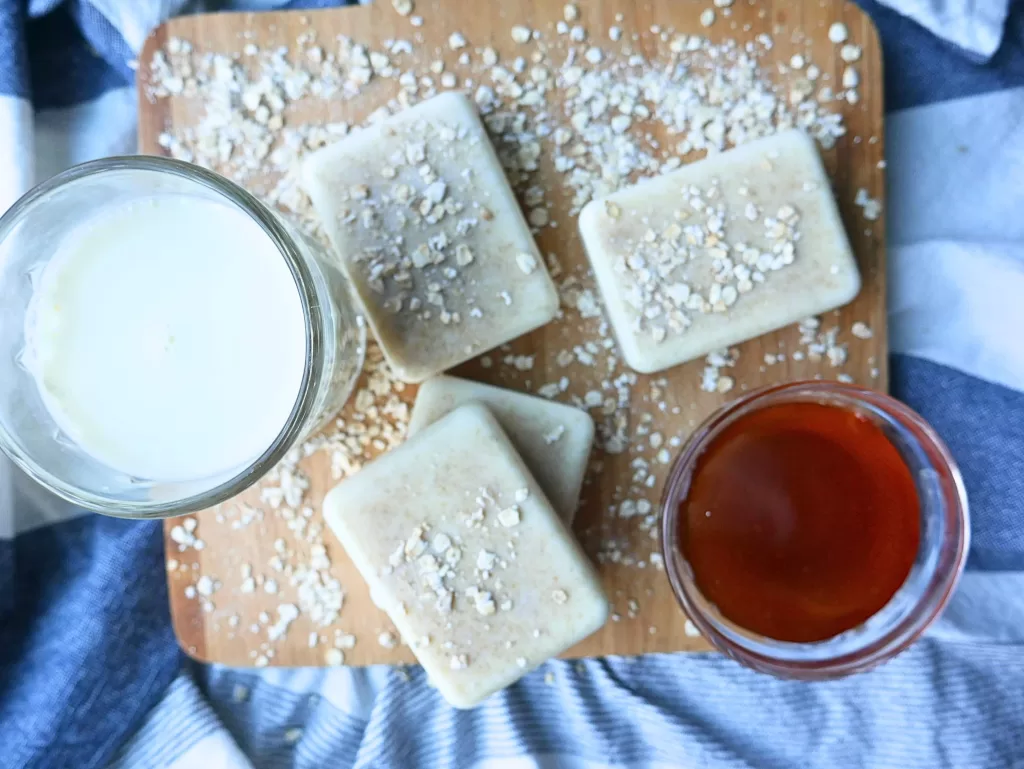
0;157;365;517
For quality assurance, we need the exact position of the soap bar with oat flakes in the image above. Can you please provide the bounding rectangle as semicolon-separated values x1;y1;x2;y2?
407;375;595;524
323;403;609;709
302;92;558;383
578;129;861;374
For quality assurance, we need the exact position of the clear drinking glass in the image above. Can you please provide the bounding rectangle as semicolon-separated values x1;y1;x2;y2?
0;156;365;518
661;381;970;679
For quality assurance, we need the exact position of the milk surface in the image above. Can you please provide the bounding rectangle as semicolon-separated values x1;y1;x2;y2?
24;194;306;481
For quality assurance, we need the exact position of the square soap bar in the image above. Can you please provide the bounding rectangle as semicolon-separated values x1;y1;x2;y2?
578;129;861;374
407;376;595;524
302;92;558;383
323;403;608;709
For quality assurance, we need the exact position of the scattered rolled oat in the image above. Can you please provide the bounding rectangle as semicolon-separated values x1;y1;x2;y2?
854;187;882;221
828;22;849;43
511;25;532;44
701;349;739;393
336;632;357;649
851;321;873;339
797;317;849;367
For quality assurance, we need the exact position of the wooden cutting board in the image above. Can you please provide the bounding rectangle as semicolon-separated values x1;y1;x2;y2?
138;0;887;667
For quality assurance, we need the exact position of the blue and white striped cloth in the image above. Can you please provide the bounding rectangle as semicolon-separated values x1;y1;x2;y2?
2;1;1024;768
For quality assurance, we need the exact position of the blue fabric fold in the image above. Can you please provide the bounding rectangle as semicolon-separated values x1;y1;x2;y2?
0;516;181;769
858;0;1024;109
892;354;1024;570
0;0;29;97
27;2;130;108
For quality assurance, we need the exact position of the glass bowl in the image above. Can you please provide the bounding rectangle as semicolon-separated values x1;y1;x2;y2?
660;381;969;680
0;157;365;518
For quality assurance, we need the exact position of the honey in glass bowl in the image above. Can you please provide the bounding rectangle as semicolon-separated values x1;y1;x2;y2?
661;382;969;680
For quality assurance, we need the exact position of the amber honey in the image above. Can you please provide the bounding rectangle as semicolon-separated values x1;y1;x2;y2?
680;400;921;643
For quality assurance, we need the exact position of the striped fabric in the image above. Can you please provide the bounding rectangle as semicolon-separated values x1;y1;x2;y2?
2;1;1024;768
120;638;1024;769
110;678;225;769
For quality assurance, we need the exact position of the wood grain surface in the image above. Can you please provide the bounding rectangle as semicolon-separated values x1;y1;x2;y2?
137;0;887;667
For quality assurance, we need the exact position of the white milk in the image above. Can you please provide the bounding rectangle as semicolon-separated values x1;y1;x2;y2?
23;194;306;481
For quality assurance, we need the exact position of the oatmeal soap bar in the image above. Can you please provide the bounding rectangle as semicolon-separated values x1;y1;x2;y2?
303;92;558;383
323;403;608;709
407;375;595;524
578;129;861;374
